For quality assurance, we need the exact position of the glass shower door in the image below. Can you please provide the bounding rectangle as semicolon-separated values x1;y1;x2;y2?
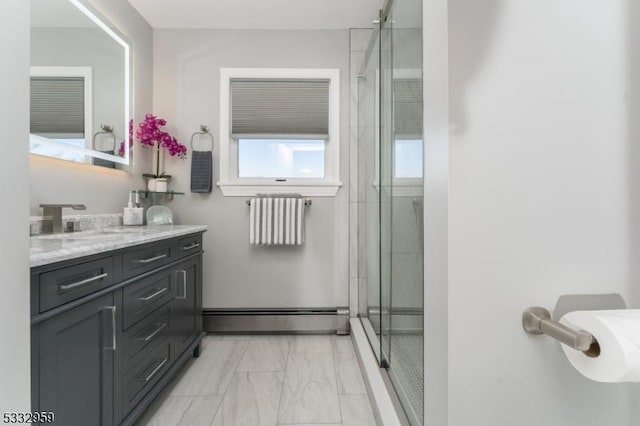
381;0;425;423
355;0;424;422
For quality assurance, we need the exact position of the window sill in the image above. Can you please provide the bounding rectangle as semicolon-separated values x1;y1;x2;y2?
217;181;343;197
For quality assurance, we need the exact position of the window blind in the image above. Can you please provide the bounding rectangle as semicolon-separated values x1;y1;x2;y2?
231;78;330;138
394;79;423;139
30;76;85;135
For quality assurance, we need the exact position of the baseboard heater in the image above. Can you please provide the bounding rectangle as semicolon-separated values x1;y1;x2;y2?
203;307;349;334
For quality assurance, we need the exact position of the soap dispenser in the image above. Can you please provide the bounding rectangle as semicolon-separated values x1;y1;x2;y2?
123;191;144;225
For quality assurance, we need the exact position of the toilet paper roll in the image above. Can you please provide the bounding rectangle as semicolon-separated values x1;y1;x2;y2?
559;309;640;382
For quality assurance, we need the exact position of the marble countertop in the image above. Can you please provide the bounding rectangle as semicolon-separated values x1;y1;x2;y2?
30;225;208;268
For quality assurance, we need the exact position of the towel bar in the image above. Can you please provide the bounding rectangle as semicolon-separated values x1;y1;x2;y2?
522;306;600;356
245;199;312;206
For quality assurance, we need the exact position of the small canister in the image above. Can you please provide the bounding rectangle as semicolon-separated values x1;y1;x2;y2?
155;178;168;192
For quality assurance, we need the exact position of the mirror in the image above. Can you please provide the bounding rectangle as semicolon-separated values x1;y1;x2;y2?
30;0;131;169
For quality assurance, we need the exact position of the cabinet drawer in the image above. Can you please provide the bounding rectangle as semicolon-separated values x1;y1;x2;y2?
39;257;115;313
122;340;172;417
122;303;172;373
122;270;174;330
174;234;202;260
122;242;172;279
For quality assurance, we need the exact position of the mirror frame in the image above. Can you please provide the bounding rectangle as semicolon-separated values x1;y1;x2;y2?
30;0;132;167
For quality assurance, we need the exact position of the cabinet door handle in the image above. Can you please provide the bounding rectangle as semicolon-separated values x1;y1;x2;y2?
141;358;167;383
177;270;187;299
138;287;169;302
60;272;108;291
136;253;167;264
137;322;168;342
181;242;200;251
104;305;116;351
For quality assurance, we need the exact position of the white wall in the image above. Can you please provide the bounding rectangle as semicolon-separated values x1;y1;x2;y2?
422;0;448;423
0;0;31;414
629;0;640;419
29;0;153;215
153;29;350;309
449;0;636;424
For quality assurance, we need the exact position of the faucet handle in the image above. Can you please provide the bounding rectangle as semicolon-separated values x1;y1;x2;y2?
40;204;87;234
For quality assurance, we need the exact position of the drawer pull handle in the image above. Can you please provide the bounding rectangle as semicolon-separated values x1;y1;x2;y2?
177;270;187;299
136;253;168;264
181;242;200;251
141;358;167;383
138;287;169;302
60;272;109;291
138;322;168;342
103;305;117;351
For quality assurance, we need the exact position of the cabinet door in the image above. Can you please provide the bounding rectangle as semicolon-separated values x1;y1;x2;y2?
172;255;202;358
37;293;116;426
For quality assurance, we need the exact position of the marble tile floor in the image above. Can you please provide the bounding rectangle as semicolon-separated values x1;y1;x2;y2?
136;334;377;426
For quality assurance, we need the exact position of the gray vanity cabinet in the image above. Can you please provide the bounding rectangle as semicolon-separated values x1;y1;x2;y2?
31;231;205;426
172;255;203;359
34;292;116;426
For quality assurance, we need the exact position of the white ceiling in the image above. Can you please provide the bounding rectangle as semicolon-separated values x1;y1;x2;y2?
125;0;385;30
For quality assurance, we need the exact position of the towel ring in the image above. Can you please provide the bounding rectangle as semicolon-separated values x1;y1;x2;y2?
190;125;214;152
93;124;116;152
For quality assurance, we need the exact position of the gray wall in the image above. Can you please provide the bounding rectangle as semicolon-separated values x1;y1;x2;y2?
29;0;154;215
448;0;637;424
0;0;30;413
153;29;350;309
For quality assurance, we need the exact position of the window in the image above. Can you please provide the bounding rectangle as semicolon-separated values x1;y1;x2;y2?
238;139;325;178
218;68;341;196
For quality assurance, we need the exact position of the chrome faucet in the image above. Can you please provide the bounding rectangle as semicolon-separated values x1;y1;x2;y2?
40;204;86;233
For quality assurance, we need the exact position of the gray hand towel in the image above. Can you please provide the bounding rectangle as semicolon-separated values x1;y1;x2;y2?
190;150;212;193
92;150;116;168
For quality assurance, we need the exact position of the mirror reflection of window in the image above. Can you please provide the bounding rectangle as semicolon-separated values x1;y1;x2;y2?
30;76;85;138
30;66;92;163
393;77;423;179
30;70;90;137
29;0;131;169
394;139;423;178
29;134;88;163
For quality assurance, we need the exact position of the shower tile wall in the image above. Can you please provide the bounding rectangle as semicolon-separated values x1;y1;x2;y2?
351;28;383;330
349;28;372;318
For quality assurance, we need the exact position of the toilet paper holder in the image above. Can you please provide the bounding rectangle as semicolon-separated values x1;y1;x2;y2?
522;293;626;356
